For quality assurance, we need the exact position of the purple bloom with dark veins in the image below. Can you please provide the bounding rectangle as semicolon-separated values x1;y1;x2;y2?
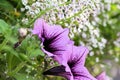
32;18;105;80
32;18;72;57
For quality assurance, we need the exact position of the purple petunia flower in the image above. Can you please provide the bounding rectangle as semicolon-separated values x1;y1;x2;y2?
32;18;73;56
32;18;105;80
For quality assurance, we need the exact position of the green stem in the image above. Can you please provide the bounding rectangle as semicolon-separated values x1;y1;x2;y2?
0;11;14;22
42;59;48;80
9;61;26;76
0;38;8;51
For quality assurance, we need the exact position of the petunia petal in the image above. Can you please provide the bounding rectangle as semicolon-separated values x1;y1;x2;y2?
65;45;97;80
43;65;74;80
68;46;89;67
71;65;97;80
32;18;44;38
42;44;74;80
96;72;106;80
42;27;70;54
43;65;66;75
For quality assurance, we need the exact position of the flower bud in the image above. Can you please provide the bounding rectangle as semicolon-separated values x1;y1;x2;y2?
19;28;27;37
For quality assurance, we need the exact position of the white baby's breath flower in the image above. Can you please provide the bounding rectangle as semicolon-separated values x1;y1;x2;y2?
73;27;77;33
22;0;28;6
96;57;99;62
79;24;84;29
88;46;93;51
22;18;28;24
89;51;94;56
79;41;85;46
21;8;25;12
82;27;87;31
101;38;107;44
69;32;74;39
82;32;87;38
78;27;81;33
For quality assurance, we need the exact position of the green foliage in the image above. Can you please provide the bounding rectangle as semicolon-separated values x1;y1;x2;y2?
0;19;45;80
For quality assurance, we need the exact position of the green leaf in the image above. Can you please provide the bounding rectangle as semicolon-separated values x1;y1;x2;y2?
29;49;44;58
0;38;8;51
2;45;19;58
0;19;12;39
6;53;14;72
19;37;29;50
8;36;18;44
6;51;20;73
9;62;26;76
19;53;30;61
13;73;35;80
0;0;14;12
0;19;10;33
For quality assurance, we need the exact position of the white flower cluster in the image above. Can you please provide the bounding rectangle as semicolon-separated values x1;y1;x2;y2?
43;0;101;24
21;0;101;25
21;0;68;23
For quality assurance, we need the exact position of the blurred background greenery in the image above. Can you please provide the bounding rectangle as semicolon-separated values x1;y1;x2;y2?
0;0;120;80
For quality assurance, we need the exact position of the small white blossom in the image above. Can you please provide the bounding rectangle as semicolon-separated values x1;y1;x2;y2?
78;27;81;33
22;0;28;6
82;32;87;38
22;18;28;24
69;32;74;39
21;8;25;12
82;27;87;31
95;57;99;62
89;51;94;56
